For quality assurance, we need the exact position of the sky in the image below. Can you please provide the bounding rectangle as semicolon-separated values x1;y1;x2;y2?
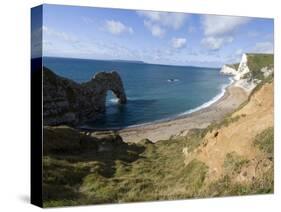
32;4;274;67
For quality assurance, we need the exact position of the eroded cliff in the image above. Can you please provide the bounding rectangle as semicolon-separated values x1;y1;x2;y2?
43;67;127;126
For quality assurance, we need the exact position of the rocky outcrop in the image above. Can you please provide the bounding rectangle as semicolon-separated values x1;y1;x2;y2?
235;53;250;80
220;54;250;80
43;67;127;126
43;125;124;154
220;64;238;76
220;53;274;93
221;53;274;81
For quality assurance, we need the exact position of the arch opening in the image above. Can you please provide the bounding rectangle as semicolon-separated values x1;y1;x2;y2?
106;90;119;106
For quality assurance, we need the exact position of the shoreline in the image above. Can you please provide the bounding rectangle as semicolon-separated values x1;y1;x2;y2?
81;77;234;131
118;81;248;143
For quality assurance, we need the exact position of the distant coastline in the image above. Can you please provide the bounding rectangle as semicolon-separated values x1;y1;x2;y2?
39;56;220;69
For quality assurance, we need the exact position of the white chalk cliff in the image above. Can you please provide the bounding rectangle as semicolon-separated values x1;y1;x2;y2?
220;53;274;93
220;65;237;76
235;53;250;80
220;53;250;80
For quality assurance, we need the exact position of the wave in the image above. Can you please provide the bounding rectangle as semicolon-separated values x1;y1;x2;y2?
102;77;234;128
107;96;142;104
178;77;234;116
128;77;234;128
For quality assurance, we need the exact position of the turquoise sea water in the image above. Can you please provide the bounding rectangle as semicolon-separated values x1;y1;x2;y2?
43;57;231;128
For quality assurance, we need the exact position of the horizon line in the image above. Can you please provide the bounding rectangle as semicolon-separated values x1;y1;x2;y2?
35;55;221;69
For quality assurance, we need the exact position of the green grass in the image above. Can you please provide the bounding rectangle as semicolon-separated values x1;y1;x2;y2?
43;127;209;207
249;73;273;98
201;166;273;197
224;152;249;175
230;73;273;118
43;123;274;207
254;127;274;156
201;115;242;137
246;53;274;80
43;122;274;207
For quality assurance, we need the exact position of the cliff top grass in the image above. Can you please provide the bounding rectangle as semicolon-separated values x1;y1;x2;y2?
246;53;274;80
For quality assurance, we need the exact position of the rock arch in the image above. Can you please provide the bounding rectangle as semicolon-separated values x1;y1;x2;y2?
43;67;127;126
89;71;127;105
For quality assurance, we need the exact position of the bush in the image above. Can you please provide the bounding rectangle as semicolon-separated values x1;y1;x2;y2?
254;127;274;156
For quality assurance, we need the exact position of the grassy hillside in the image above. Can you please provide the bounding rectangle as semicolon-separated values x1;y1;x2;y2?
43;126;273;207
246;53;274;80
43;127;209;207
225;54;273;81
43;75;274;207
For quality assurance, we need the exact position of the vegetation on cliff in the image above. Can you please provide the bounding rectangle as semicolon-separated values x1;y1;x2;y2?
42;63;274;207
43;76;274;207
225;53;273;81
43;124;273;207
43;67;127;126
246;54;274;80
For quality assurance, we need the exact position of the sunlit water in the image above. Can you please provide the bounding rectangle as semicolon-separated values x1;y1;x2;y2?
43;57;231;128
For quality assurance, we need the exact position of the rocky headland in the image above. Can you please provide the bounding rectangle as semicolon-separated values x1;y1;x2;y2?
220;53;274;93
43;67;127;126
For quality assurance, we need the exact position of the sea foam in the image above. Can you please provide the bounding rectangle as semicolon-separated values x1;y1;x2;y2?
179;77;234;116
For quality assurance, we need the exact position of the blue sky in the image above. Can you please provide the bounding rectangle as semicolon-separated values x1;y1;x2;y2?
32;4;274;67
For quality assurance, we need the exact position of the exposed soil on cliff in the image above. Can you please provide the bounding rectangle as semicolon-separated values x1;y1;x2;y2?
184;81;274;182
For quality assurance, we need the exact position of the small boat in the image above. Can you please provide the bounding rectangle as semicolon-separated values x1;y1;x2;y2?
167;79;179;82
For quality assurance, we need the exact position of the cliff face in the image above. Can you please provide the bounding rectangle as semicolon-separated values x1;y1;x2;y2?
43;67;127;126
220;65;237;76
235;53;250;80
220;53;250;80
184;79;274;182
220;53;274;92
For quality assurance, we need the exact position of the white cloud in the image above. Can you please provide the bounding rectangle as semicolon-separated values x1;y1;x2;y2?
144;20;165;38
171;37;187;49
137;11;188;29
252;41;274;53
41;25;139;59
42;26;78;43
105;20;134;35
137;10;188;37
202;15;251;37
201;36;233;51
201;15;250;50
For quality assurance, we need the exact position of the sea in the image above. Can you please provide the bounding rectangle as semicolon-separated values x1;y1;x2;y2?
43;57;232;129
